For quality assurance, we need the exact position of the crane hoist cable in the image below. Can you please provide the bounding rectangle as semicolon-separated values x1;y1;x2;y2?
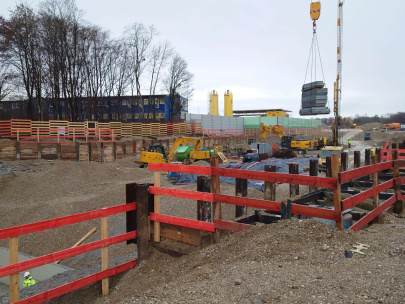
300;1;331;116
304;1;326;86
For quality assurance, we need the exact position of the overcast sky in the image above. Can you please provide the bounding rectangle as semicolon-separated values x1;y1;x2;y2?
2;0;404;119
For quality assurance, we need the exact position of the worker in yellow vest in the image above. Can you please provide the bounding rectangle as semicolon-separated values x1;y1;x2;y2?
23;272;36;288
348;140;351;148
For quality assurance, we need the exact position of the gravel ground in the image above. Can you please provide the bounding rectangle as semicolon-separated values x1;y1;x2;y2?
0;129;404;303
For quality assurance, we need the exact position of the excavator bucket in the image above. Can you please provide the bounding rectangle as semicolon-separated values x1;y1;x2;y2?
310;2;321;21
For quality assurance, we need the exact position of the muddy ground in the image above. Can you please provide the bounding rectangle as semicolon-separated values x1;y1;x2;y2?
0;129;404;303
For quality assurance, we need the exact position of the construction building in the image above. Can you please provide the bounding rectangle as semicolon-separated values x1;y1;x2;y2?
233;109;290;117
0;95;188;122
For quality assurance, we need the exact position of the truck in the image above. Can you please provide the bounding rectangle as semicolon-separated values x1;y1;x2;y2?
384;123;401;131
318;146;344;172
140;137;227;167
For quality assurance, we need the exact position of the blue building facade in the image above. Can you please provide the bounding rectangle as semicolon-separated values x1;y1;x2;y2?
0;94;188;122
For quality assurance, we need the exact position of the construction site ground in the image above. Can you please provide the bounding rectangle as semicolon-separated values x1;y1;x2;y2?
0;127;404;303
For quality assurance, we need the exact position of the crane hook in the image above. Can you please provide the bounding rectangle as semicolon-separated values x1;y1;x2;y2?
313;20;317;33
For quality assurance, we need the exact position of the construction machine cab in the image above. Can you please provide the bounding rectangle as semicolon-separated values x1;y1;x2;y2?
148;144;166;158
280;136;294;149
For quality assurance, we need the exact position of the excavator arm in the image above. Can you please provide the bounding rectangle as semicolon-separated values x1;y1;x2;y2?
166;137;199;163
260;123;287;142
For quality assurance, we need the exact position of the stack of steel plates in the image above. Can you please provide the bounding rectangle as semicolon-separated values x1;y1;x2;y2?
299;81;330;115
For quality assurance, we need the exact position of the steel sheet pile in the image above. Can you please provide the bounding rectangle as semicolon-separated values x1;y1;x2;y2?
299;81;330;115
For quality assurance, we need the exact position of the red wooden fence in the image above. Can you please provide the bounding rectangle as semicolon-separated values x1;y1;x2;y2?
148;156;404;234
0;203;137;304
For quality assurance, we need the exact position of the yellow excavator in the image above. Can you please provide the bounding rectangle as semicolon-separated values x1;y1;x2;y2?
260;123;322;154
343;117;362;129
140;137;227;166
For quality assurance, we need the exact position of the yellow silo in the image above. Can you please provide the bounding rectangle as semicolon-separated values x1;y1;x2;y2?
224;90;233;117
209;90;219;116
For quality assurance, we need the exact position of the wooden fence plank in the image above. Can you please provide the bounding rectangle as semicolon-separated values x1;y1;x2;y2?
148;163;337;189
350;195;397;231
150;213;215;232
342;179;395;210
339;161;393;183
0;232;136;278
0;203;136;240
101;217;109;297
214;220;251;232
149;186;340;221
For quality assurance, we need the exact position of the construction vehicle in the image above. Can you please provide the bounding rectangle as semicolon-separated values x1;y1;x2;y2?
384;123;401;131
140;137;227;166
318;146;343;172
364;133;371;140
260;122;287;142
343;117;362;129
260;123;322;154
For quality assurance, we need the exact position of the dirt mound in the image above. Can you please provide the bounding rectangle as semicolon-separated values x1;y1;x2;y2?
90;218;405;304
361;122;384;131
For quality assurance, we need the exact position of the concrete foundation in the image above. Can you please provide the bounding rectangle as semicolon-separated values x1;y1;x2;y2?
0;246;72;296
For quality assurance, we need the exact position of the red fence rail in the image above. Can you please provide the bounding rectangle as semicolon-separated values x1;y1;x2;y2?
0;202;137;304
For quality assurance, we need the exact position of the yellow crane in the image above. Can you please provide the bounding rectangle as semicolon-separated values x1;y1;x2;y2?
331;0;344;146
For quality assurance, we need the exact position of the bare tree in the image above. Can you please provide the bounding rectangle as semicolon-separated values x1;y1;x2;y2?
0;4;42;119
148;41;172;121
163;54;194;121
125;23;156;121
0;63;16;101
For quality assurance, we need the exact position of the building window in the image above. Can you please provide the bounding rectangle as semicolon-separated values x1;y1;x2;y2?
148;113;153;119
103;114;108;119
122;100;127;106
160;98;165;104
0;104;3;110
134;113;139;119
155;101;159;108
127;113;132;119
144;99;148;105
160;113;165;118
155;113;160;119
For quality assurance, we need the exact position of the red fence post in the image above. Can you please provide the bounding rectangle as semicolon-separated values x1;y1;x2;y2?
332;154;343;229
392;150;403;214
